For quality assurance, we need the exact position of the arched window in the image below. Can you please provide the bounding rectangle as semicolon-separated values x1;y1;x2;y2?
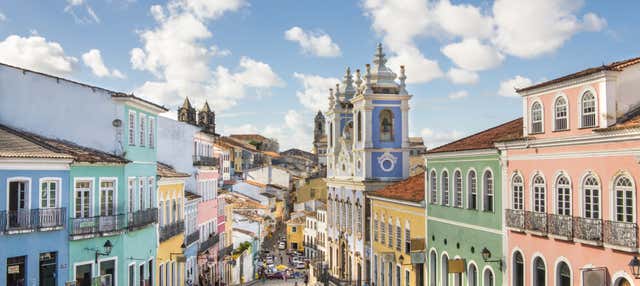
380;109;394;141
442;171;450;206
483;268;494;286
556;175;571;216
556;261;571;286
533;175;546;213
483;170;494;212
554;97;568;131
533;257;546;286
531;102;543;133
441;254;449;286
454;170;463;208
395;219;402;251
357;111;362;142
404;222;411;254
387;217;393;247
614;176;634;222
380;214;386;245
468;170;477;210
468;263;477;286
429;251;437;286
513;251;524;286
430;171;438;204
346;199;352;231
583;175;600;219
581;91;597;128
512;175;524;210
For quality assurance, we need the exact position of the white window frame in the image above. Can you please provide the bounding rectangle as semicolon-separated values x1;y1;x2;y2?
467;169;477;210
554;174;571;216
453;170;462;208
148;117;155;149
553;94;569;131
128;111;136;146
139;178;146;210
613;175;635;223
531;174;546;213
128;178;135;213
441;170;449;206
139;114;146;147
39;177;61;209
148;177;155;209
99;177;118;216
430;170;438;204
581;174;601;219
74;178;94;218
530;100;544;134
7;177;32;212
579;90;598;128
483;170;494;212
512;174;524;210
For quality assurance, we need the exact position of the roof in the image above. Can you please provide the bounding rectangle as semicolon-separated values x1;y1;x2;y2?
157;162;190;178
260;192;276;198
280;148;316;160
517;56;640;93
185;191;202;200
246;180;266;188
368;174;425;203
0;124;128;164
0;126;73;160
230;134;270;142
427;118;522;154
219;136;258;152
262;151;280;158
286;215;306;225
111;93;169;112
595;105;640;132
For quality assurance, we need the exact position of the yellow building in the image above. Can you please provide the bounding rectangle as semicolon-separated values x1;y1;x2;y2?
368;174;426;286
156;163;190;286
295;177;327;204
286;215;306;253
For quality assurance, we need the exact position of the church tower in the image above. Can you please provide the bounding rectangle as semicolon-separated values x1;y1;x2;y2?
314;111;325;143
178;97;197;125
325;44;412;283
198;101;216;134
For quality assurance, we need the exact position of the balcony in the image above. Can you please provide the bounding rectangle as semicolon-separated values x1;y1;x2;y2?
547;214;573;239
218;245;233;261
199;233;220;253
70;214;127;237
1;208;65;233
505;209;524;230
128;208;158;230
193;155;219;167
185;229;200;247
604;220;638;250
524;211;547;235
573;217;602;245
160;220;185;242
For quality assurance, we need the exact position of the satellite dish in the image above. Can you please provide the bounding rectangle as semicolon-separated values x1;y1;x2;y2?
112;119;122;127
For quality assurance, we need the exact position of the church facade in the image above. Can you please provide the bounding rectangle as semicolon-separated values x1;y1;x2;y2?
325;44;412;284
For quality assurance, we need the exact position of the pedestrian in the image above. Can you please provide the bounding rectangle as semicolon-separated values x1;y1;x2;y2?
304;274;309;286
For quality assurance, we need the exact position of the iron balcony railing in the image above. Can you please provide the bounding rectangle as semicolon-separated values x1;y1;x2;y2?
160;220;185;242
129;208;158;229
604;220;638;249
218;245;233;261
199;233;220;253
548;213;573;239
524;211;547;234
506;209;524;230
1;208;65;232
193;155;219;167
574;217;603;243
70;214;127;236
185;229;200;246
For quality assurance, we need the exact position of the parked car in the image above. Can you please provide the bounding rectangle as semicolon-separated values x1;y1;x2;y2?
294;261;305;269
278;241;286;250
267;271;287;280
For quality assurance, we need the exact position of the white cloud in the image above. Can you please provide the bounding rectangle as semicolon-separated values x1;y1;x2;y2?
582;12;607;32
0;35;77;76
131;0;282;111
432;0;494;39
420;128;465;149
492;0;605;58
446;68;478;85
362;0;443;84
0;11;7;22
81;49;125;78
210;45;231;57
448;90;468;100
65;0;101;24
284;26;341;57
498;75;532;97
441;38;504;71
220;110;314;151
293;73;339;112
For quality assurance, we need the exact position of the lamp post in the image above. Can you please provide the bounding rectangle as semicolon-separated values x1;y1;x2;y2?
481;247;503;271
629;256;640;279
87;240;113;264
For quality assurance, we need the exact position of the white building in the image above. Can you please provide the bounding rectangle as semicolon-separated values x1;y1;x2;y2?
304;212;318;259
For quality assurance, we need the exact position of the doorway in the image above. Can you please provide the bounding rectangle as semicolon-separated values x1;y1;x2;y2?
75;263;92;286
8;181;28;228
39;252;57;286
99;259;115;286
7;256;26;286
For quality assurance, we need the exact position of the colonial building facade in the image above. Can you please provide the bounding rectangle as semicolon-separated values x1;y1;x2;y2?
325;44;412;284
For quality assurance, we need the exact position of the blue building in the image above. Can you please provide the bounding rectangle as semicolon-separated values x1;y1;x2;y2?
0;125;73;286
325;44;412;284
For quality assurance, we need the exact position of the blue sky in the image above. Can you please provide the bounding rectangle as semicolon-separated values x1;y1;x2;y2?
1;0;639;151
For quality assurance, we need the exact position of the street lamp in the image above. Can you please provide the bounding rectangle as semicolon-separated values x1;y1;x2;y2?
629;256;640;278
88;240;113;263
169;243;186;260
481;247;503;271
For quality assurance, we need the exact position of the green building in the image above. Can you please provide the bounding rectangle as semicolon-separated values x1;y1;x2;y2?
425;118;521;286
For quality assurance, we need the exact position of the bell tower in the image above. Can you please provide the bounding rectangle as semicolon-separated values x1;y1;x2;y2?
178;97;196;125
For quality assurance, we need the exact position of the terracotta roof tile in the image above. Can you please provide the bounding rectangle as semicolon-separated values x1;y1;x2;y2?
157;162;190;178
0;124;128;164
517;56;640;93
595;106;640;132
0;126;73;159
368;174;424;203
427;118;522;154
185;191;202;200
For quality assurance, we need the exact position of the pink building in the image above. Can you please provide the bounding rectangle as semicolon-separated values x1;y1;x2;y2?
497;58;640;286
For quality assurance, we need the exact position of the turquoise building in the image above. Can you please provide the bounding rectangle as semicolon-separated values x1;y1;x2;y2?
425;118;521;286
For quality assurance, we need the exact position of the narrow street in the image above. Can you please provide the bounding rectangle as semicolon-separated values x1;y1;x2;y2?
255;223;311;286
